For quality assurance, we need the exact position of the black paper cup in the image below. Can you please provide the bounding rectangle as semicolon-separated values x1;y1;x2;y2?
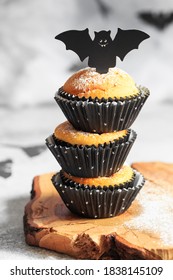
52;170;145;219
46;129;137;177
55;87;149;133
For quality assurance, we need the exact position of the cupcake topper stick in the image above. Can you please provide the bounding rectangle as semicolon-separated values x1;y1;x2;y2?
55;28;149;74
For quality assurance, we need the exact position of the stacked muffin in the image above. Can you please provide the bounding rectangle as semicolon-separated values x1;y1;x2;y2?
46;67;149;218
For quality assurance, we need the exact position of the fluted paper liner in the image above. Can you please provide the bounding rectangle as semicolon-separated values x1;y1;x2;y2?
52;170;145;219
55;87;150;133
46;129;137;177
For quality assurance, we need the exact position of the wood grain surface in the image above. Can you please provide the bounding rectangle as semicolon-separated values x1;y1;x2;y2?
24;162;173;259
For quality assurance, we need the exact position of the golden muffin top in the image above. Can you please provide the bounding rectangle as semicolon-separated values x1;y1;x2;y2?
62;67;139;99
54;121;128;146
62;165;134;187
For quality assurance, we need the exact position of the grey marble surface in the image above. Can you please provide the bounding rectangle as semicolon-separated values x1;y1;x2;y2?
0;0;173;260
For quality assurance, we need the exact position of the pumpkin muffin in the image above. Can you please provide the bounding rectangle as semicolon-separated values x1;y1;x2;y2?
52;166;145;218
61;165;135;188
46;121;137;177
55;67;149;133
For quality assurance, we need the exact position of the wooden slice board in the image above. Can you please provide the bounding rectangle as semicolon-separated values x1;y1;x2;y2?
24;162;173;260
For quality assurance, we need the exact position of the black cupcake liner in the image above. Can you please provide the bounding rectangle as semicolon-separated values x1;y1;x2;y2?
46;129;137;177
52;170;145;219
55;87;150;133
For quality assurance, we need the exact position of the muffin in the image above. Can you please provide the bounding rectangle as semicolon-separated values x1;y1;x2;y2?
46;121;137;177
55;67;149;133
52;165;145;218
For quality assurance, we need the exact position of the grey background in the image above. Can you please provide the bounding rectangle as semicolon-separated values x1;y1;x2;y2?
0;0;173;259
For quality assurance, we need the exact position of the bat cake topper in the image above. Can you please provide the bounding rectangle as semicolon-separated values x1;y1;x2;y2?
55;28;150;73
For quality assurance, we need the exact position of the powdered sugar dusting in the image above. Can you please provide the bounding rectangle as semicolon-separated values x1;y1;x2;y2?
125;183;173;246
72;67;129;92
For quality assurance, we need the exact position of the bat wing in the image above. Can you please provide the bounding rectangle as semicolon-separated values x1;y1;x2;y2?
55;28;92;61
113;28;150;61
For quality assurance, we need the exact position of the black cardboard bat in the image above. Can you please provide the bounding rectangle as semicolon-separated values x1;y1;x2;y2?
139;11;173;30
55;28;149;73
